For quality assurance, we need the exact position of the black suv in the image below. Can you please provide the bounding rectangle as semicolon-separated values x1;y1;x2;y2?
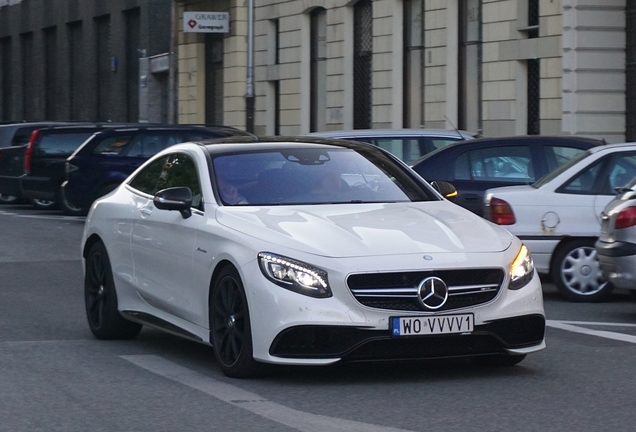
60;125;252;215
0;121;78;204
20;124;134;209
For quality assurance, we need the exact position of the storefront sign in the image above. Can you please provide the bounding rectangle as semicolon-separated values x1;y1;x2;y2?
183;12;229;33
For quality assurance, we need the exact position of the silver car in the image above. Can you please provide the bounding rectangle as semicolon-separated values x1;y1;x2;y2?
307;129;477;164
596;178;636;301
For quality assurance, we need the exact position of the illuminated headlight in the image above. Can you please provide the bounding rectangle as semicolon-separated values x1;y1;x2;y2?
258;252;332;298
509;244;534;290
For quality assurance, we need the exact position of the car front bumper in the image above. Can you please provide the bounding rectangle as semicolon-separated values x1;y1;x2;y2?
242;255;546;365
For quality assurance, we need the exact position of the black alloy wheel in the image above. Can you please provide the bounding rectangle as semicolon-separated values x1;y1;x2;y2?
85;242;142;339
210;266;258;378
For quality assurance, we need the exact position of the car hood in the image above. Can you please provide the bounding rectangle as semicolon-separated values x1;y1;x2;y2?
215;202;513;258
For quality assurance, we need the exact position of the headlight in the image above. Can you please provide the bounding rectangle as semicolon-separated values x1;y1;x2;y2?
509;244;534;290
258;252;332;298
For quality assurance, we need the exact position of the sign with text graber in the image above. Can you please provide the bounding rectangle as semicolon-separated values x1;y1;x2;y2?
183;12;229;33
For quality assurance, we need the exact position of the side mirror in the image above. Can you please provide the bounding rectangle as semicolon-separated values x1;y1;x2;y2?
153;187;193;219
431;180;458;202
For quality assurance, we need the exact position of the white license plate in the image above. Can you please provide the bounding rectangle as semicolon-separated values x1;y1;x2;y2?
391;314;474;337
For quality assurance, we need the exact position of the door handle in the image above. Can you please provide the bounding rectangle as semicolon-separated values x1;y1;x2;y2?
140;208;152;217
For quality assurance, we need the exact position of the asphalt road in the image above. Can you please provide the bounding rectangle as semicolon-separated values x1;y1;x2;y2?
1;204;636;432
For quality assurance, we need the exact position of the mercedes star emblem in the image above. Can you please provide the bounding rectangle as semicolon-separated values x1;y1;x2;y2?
417;276;449;310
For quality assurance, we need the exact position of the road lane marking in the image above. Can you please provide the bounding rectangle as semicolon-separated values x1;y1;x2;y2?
0;210;84;221
122;354;414;432
546;320;636;344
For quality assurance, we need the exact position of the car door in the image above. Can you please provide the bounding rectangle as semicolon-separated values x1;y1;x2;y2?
594;152;636;220
553;158;610;234
128;152;207;326
450;145;535;216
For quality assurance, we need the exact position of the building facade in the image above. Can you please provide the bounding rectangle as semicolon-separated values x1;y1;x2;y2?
0;0;173;123
173;0;633;143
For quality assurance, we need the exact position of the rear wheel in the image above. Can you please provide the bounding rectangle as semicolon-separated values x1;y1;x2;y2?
29;198;57;210
210;266;259;378
59;185;87;216
85;242;142;339
0;194;19;204
551;239;613;302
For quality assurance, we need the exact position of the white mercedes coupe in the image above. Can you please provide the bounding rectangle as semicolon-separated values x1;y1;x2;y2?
82;136;545;377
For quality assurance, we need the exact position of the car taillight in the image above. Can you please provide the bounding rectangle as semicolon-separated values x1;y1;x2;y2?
489;197;516;225
615;206;636;229
24;129;40;174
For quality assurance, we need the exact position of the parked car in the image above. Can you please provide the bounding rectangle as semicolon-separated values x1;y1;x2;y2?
19;124;141;209
411;136;605;216
307;128;477;164
61;125;252;215
0;121;77;204
484;142;636;302
82;135;545;378
596;178;636;301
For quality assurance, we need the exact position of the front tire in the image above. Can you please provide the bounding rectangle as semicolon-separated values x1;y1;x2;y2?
85;242;142;339
210;266;258;378
551;239;613;302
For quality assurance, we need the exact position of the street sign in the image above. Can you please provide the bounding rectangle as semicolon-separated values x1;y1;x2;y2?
183;12;230;33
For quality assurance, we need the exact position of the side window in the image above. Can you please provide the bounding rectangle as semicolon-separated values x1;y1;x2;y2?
560;160;604;194
129;153;203;209
462;146;534;182
92;135;135;155
12;127;38;146
374;139;404;161
545;146;587;172
126;133;185;158
37;133;93;156
608;154;636;192
454;152;471;180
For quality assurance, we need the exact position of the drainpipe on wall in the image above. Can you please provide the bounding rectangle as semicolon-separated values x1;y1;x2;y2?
245;0;255;133
168;1;179;124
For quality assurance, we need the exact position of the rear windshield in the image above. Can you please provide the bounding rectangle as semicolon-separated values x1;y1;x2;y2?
36;132;94;156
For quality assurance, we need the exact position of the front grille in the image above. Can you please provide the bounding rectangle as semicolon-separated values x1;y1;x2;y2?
347;269;505;312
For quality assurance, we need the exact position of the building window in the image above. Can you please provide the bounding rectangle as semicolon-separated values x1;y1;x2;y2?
459;0;481;133
310;7;327;132
527;59;540;135
95;15;112;121
274;80;280;135
1;37;12;120
403;0;424;128
124;8;140;122
44;27;57;120
20;32;34;120
353;0;373;129
68;21;82;120
627;1;636;141
205;33;224;126
519;0;539;39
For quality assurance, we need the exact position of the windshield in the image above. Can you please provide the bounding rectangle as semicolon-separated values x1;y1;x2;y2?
532;149;592;189
212;147;435;206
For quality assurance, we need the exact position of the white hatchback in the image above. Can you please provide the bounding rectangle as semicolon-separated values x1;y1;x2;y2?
82;136;544;377
485;142;636;302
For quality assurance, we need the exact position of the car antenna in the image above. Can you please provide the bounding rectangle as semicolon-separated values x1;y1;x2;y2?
444;115;466;140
